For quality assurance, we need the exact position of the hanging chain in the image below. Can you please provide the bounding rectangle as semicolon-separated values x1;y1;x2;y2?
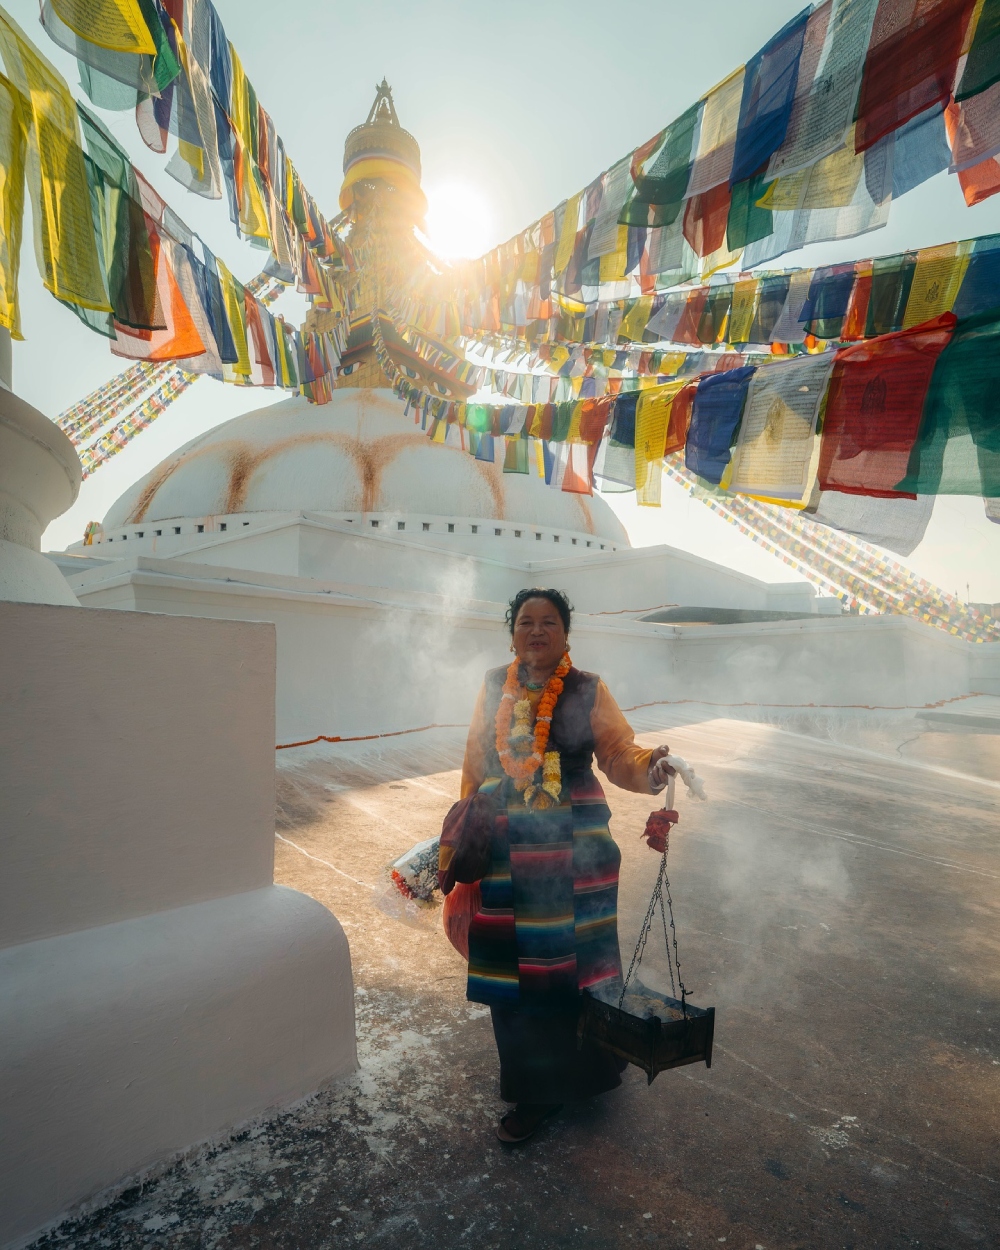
619;841;690;1017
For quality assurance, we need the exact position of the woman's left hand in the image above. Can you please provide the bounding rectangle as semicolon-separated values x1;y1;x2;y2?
647;746;676;793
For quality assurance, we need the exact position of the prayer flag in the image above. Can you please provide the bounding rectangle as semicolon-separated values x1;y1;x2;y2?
766;0;879;177
0;73;26;337
686;365;756;483
624;102;700;227
635;380;686;505
952;233;1000;315
855;0;978;152
730;6;811;186
683;183;731;258
727;352;835;501
729;278;760;343
955;0;1000;99
47;0;155;54
866;252;916;337
896;307;1000;495
817;312;955;496
688;67;745;195
902;241;971;327
800;263;855;338
807;490;933;553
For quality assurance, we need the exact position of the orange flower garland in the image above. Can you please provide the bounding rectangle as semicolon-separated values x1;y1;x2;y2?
495;651;571;798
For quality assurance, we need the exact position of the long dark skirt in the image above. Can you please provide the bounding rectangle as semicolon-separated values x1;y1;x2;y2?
491;1004;627;1104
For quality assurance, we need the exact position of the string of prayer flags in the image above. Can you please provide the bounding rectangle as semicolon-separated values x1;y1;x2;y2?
428;0;1000;341
39;0;347;288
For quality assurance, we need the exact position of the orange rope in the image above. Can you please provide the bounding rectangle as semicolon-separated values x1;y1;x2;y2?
273;691;987;750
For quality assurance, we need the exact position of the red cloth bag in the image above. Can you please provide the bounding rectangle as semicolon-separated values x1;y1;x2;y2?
442;881;481;960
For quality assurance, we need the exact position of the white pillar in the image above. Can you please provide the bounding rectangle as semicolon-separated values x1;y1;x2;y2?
0;386;81;605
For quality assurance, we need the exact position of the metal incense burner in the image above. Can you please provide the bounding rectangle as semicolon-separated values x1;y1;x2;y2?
579;773;715;1083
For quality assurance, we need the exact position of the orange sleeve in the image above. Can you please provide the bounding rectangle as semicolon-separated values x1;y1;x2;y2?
591;680;654;794
460;684;490;799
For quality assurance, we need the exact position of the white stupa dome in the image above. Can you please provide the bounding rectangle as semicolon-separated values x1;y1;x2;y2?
101;388;630;546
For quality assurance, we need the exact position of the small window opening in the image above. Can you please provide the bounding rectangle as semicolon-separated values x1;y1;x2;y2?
220;523;227;531
571;537;577;545
535;532;542;541
600;544;605;550
447;523;455;533
122;534;127;541
586;540;592;547
243;521;250;526
155;530;162;537
471;525;478;534
553;535;560;543
494;528;502;536
371;519;379;528
422;522;430;531
514;530;522;537
173;527;181;535
136;531;144;538
397;521;405;531
197;524;204;533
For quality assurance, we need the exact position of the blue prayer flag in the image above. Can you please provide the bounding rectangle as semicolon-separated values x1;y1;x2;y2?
730;7;811;187
686;366;757;484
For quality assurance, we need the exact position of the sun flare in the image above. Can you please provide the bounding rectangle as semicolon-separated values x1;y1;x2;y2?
423;181;494;261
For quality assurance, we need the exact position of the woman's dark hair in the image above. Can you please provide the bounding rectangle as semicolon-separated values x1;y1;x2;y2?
506;588;574;636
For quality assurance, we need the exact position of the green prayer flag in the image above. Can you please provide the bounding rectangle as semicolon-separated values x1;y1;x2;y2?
866;253;917;338
956;0;1000;101
897;308;1000;496
620;103;700;228
726;174;773;252
503;436;529;474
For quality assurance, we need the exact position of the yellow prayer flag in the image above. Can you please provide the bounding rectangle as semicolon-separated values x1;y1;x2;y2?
902;240;972;328
634;380;685;506
0;10;111;312
618;294;653;344
48;0;156;55
729;278;759;343
216;257;251;377
599;226;629;283
553;192;580;276
228;45;270;241
0;73;26;338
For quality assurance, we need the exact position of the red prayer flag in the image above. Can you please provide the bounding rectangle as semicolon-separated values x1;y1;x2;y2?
672;287;712;346
682;183;731;258
817;312;956;497
855;0;978;152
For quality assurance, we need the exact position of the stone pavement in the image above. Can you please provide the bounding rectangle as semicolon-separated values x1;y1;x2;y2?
31;710;1000;1250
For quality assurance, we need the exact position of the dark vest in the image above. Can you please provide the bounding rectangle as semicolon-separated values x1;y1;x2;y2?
482;665;600;784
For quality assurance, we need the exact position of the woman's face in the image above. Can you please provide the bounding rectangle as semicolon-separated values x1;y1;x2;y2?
512;597;568;672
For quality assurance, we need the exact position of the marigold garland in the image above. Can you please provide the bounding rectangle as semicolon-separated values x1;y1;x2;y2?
495;651;571;806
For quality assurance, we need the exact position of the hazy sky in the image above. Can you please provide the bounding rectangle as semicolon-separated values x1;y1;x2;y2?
10;0;999;600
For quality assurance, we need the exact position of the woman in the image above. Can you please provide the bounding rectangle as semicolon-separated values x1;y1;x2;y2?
447;587;674;1144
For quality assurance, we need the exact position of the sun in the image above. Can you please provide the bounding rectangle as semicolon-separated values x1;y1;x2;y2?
423;181;495;261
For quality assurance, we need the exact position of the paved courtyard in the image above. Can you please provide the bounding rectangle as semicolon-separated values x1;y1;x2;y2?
33;703;1000;1250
